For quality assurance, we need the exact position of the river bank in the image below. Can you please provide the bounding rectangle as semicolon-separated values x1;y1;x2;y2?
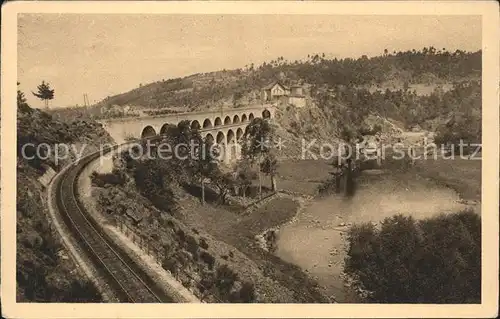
269;158;481;302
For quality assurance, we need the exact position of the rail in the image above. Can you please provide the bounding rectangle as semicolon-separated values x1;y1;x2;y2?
55;142;172;302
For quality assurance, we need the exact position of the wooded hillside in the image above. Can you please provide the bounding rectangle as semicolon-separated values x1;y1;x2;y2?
95;47;480;112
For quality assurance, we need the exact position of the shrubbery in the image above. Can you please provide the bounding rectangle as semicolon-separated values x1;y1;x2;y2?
215;264;238;298
162;257;179;276
236;281;256;303
185;234;199;256
90;170;126;187
199;237;209;250
200;251;215;269
344;210;480;303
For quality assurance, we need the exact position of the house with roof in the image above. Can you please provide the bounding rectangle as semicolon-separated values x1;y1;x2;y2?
261;81;307;108
261;81;290;101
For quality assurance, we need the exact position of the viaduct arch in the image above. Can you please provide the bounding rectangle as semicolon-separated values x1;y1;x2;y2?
99;105;275;164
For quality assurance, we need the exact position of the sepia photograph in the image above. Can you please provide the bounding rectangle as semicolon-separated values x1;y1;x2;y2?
1;1;498;318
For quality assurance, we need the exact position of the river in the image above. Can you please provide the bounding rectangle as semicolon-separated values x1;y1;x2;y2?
275;169;476;302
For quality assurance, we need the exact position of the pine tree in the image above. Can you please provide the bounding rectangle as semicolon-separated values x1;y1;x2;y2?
17;82;31;113
17;82;27;104
32;81;55;109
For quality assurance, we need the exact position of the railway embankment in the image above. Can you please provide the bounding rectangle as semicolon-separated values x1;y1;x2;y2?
76;146;200;302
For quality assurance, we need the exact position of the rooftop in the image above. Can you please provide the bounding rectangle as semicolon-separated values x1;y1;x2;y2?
263;81;290;90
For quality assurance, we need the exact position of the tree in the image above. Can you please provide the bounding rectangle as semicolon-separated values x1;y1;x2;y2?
158;120;234;205
195;136;220;205
132;159;177;212
260;152;278;192
344;210;481;303
211;171;234;205
17;82;31;113
241;117;279;195
32;81;55;109
233;159;257;199
158;120;204;183
17;82;26;104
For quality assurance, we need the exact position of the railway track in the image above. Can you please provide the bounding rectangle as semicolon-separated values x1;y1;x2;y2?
55;145;172;303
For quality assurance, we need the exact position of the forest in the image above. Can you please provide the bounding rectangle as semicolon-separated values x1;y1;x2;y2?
96;47;481;111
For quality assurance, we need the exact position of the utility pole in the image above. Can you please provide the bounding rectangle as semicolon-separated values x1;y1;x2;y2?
83;93;90;107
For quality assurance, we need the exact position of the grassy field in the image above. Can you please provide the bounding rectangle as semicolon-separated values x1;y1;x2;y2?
413;157;481;201
274;159;333;196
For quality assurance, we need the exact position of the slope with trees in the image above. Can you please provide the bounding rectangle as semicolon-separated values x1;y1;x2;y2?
94;48;480;112
16;83;114;301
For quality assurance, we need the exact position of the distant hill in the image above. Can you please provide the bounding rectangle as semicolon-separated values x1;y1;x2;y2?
95;47;480;112
84;47;482;150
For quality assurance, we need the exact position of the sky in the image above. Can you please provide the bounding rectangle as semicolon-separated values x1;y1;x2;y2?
18;14;482;108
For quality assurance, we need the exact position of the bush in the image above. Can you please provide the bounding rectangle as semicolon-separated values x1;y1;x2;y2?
215;264;238;296
199;237;209;250
176;229;186;243
90;170;126;187
163;243;172;254
344;210;480;303
317;178;338;195
185;234;199;255
237;281;256;303
162;257;179;276
372;124;383;135
200;251;215;269
198;270;215;294
164;219;175;229
358;123;373;136
175;249;191;267
63;280;102;302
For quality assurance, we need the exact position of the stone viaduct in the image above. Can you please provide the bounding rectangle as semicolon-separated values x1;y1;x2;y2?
98;104;276;164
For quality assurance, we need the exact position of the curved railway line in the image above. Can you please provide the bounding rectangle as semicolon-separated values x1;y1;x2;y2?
55;144;173;303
